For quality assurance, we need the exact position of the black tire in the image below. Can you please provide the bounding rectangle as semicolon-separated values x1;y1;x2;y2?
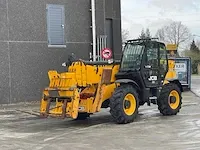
75;113;90;120
109;84;139;124
157;83;182;115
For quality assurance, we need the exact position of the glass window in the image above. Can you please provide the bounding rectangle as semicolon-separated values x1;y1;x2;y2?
121;44;145;70
159;44;168;75
146;44;158;68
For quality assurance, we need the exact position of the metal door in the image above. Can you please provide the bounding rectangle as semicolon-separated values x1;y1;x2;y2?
141;42;161;88
47;4;65;45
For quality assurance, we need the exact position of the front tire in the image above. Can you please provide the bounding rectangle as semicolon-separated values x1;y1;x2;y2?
110;84;139;124
157;83;182;115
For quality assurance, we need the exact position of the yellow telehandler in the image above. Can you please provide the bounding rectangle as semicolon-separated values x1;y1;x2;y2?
40;38;182;124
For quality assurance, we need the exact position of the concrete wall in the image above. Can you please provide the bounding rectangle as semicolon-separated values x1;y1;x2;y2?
0;0;122;104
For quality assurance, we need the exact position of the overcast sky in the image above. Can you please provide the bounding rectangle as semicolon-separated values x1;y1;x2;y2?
121;0;200;41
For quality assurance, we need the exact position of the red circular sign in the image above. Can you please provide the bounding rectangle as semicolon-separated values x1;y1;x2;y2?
101;48;112;59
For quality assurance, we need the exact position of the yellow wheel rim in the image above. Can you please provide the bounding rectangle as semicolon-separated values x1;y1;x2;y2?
123;94;136;116
168;90;180;109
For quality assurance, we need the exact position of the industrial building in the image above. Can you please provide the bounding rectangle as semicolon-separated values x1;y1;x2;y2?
0;0;122;104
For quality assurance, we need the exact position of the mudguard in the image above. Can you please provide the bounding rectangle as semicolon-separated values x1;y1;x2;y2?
115;79;140;91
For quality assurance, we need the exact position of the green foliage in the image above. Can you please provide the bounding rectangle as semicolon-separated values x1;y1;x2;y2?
184;40;200;74
190;40;200;53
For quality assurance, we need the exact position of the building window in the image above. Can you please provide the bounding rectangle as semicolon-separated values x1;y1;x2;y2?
46;4;66;47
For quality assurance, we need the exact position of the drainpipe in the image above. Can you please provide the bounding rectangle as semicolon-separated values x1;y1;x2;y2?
91;0;96;61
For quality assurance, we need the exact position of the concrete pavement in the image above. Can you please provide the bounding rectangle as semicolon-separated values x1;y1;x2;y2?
0;91;200;150
191;75;200;97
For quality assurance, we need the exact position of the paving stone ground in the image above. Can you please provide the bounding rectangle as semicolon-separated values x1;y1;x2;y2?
0;89;200;150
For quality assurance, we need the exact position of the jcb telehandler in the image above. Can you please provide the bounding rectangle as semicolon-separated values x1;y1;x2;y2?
40;38;182;124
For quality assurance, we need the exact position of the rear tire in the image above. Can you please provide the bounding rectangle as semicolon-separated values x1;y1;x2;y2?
157;83;182;115
110;84;139;124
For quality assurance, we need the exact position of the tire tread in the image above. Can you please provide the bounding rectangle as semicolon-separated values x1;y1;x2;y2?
110;85;139;124
157;83;182;115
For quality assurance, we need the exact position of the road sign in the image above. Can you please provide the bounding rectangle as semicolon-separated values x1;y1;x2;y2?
101;48;112;59
171;57;192;90
166;44;177;51
175;62;187;72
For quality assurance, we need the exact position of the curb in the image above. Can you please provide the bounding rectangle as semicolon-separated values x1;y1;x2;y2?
190;89;200;98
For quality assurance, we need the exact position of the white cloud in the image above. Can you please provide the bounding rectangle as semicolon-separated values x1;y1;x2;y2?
121;0;200;42
149;0;200;13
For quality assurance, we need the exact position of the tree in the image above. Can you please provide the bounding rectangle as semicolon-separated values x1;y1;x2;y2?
190;40;200;53
155;28;165;42
122;29;129;43
184;40;200;74
145;28;151;38
138;28;151;39
155;21;191;48
138;28;146;39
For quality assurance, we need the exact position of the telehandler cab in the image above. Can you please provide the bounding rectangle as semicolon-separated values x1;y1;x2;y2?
40;38;182;124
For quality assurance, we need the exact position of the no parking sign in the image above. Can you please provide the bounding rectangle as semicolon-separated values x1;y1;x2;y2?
101;48;112;59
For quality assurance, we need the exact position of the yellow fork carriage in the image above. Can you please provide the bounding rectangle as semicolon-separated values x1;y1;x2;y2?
40;60;120;119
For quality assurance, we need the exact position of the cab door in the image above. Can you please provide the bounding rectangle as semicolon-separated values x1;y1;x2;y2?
141;42;161;88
